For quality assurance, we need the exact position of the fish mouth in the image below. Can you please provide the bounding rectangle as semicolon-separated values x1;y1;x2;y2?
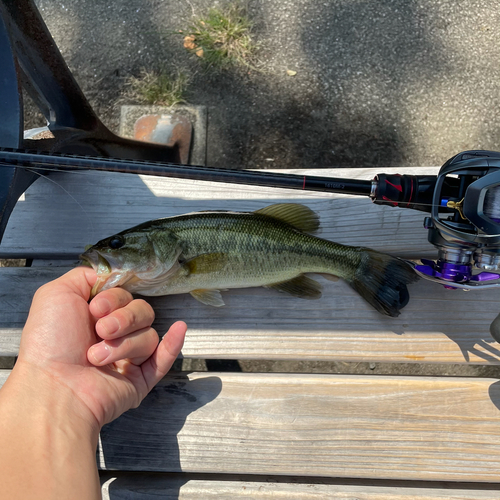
79;250;113;274
80;252;97;269
80;249;134;299
80;250;114;298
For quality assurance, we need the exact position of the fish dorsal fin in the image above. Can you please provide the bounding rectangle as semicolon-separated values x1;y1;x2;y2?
254;203;320;233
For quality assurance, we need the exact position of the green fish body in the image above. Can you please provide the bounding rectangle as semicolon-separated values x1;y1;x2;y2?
80;204;418;316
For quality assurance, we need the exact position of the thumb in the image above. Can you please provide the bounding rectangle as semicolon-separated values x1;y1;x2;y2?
142;321;187;391
45;267;98;301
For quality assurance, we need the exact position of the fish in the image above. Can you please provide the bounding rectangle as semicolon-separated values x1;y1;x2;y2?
80;203;419;316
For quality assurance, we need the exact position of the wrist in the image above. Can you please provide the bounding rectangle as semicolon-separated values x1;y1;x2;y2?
0;364;101;500
1;361;100;444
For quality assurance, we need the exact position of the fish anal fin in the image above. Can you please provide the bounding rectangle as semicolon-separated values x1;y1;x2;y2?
190;289;225;307
254;203;320;233
185;252;228;275
266;274;322;299
317;272;339;282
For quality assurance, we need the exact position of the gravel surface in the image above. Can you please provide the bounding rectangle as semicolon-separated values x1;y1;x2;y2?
29;0;500;170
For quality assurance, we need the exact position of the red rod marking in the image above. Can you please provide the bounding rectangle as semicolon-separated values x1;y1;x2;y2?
383;195;399;207
385;179;403;192
303;176;306;189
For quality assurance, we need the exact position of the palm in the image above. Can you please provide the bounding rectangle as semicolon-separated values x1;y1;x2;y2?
17;268;185;427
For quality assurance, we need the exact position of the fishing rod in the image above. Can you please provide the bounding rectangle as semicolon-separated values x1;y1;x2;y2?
2;147;500;292
0;146;444;210
0;146;373;196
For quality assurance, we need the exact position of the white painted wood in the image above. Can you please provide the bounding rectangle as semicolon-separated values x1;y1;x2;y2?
1;266;499;363
0;167;438;258
100;474;500;499
3;370;500;482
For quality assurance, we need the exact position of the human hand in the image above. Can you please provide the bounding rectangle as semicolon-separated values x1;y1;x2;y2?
14;266;187;431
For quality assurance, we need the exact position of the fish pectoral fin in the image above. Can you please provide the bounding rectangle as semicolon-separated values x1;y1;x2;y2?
317;272;340;282
190;289;226;307
184;252;228;275
266;275;322;299
254;203;320;234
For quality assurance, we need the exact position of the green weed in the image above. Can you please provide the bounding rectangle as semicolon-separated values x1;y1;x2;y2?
182;4;257;70
124;70;188;106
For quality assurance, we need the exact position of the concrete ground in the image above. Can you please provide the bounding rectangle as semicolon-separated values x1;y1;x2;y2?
28;0;500;170
13;1;500;376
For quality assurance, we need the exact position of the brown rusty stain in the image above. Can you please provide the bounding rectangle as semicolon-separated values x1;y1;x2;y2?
134;114;193;164
134;115;160;142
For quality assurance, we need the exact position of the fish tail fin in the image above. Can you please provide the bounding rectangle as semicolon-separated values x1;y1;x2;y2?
346;249;419;317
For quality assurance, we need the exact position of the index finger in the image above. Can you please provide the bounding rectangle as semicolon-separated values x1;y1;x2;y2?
89;287;134;318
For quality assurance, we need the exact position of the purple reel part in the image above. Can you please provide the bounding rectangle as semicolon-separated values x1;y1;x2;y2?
415;259;500;289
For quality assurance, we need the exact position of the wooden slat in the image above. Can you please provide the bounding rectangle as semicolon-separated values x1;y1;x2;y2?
1;266;499;363
3;370;500;481
100;474;500;499
0;167;438;258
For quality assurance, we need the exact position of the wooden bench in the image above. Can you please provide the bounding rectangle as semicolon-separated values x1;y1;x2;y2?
1;166;500;499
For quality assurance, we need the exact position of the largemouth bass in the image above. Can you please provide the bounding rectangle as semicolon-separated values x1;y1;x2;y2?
80;203;418;316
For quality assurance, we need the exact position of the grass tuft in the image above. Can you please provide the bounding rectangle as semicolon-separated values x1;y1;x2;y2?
182;3;257;70
124;69;188;106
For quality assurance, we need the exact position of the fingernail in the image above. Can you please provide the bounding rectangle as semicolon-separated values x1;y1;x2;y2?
98;316;120;336
90;343;111;364
95;298;111;316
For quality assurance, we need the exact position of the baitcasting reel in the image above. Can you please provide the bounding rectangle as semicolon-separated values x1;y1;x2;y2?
370;150;500;290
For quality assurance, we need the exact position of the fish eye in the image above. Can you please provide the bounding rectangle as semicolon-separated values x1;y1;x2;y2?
109;236;125;249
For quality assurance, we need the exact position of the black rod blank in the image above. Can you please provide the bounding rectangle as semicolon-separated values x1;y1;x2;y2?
0;148;374;197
